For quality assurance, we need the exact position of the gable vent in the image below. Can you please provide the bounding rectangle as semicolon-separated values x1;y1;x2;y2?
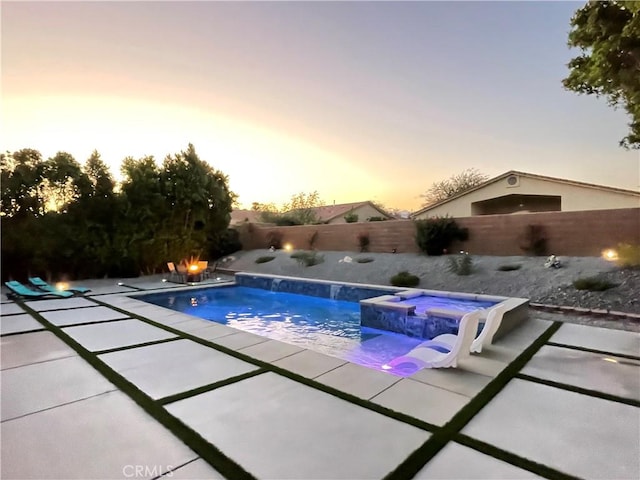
506;174;520;188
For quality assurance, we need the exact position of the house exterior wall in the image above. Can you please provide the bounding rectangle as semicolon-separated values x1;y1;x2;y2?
327;204;390;224
235;208;640;257
414;175;640;219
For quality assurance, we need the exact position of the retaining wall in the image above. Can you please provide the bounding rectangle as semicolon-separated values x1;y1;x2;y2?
235;207;640;256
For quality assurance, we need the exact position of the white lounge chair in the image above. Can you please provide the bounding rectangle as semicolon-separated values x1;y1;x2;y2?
420;303;508;354
383;309;481;370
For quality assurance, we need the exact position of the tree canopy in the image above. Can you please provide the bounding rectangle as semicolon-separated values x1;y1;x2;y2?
1;145;239;280
420;169;488;207
563;0;640;149
253;191;324;225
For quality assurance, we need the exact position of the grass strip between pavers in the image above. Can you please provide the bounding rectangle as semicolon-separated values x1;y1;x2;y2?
382;321;564;480
454;435;583;480
1;327;47;337
515;373;640;408
546;341;640;361
94;336;182;356
15;300;258;480
88;296;441;433
157;369;267;405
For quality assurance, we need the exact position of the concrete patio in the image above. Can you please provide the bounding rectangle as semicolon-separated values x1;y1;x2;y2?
1;275;639;479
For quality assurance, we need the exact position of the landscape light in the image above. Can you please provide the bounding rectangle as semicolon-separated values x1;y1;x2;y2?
284;243;293;251
602;249;618;261
56;282;69;291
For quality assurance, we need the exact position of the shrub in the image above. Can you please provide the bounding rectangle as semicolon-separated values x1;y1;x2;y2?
255;256;276;264
573;276;618;291
616;243;640;268
291;251;324;267
415;217;468;256
497;264;522;271
266;231;283;250
344;211;359;223
519;224;547;256
355;257;374;263
357;232;370;252
209;228;242;259
308;230;319;250
447;251;474;276
390;271;420;287
367;216;387;222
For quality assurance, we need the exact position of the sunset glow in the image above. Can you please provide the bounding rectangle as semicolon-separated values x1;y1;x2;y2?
3;1;638;211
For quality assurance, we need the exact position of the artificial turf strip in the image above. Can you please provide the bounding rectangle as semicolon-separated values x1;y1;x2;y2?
1;328;46;337
15;301;258;480
454;435;583;480
382;321;564;480
94;336;181;356
88;296;442;433
515;373;640;407
546;341;640;361
157;368;268;405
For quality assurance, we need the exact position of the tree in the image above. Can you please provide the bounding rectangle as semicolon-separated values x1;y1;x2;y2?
420;169;488;206
1;149;46;217
282;191;323;224
563;1;640;149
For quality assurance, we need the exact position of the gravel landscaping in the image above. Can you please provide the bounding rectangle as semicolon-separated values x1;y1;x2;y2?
222;250;640;329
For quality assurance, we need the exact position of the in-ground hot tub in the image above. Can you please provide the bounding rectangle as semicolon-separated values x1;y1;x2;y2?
361;288;529;340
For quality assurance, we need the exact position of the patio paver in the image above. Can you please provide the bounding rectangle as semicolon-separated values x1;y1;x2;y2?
166;372;429;480
415;442;543;479
549;322;640;357
410;364;493;398
1;331;77;370
238;338;304;362
63;319;178;352
1;355;116;421
0;313;44;335
210;330;270;350
462;378;640;480
40;305;129;326
315;362;401;399
273;349;347;378
371;378;471;426
521;344;640;400
1;390;198;479
170;318;219;333
99;339;259;399
0;303;24;315
25;297;96;312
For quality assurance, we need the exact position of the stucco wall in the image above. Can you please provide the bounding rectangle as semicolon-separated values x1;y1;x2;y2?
235;208;640;256
414;175;640;218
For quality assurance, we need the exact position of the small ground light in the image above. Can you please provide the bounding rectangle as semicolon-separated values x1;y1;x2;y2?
284;243;293;251
602;249;618;261
56;282;69;291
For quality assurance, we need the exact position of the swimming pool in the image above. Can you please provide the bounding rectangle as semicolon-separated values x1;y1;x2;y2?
139;285;427;376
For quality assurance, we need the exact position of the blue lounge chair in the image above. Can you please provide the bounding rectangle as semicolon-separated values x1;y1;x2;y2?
5;281;74;299
29;277;91;295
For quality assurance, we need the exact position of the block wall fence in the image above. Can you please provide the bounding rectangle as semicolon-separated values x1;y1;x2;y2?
234;207;640;257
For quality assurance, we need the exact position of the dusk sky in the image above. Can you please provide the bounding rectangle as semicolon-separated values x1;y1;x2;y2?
3;1;639;211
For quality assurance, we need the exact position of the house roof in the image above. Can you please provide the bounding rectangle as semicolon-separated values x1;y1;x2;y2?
411;170;640;217
305;201;391;222
230;209;263;224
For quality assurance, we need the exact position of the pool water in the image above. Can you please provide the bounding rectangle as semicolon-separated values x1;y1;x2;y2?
140;286;434;376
